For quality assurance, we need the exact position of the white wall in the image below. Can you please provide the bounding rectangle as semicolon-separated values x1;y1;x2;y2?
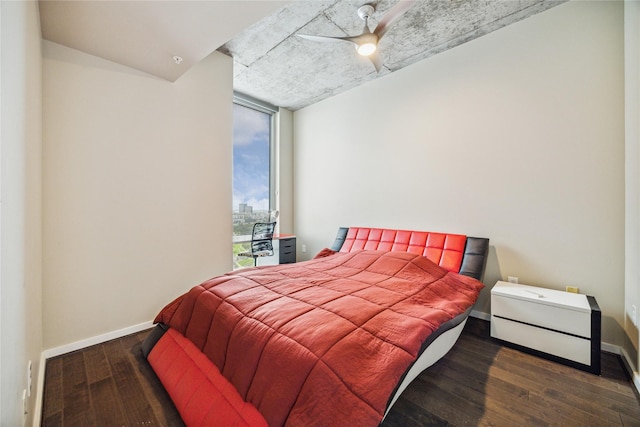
0;1;43;425
294;2;625;345
42;43;233;349
276;108;294;234
625;0;640;381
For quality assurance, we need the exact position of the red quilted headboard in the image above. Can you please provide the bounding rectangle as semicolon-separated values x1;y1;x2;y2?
339;227;467;273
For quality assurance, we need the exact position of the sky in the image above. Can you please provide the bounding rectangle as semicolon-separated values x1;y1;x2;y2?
233;103;270;212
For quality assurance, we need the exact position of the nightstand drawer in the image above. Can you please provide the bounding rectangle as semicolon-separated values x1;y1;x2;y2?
491;316;592;365
491;293;591;338
278;237;296;264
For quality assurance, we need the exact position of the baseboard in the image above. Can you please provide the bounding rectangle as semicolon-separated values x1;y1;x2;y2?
470;309;490;321
617;344;640;398
602;341;620;355
33;320;153;427
31;352;47;427
42;320;154;359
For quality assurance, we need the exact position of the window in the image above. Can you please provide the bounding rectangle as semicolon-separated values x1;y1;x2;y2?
232;94;277;268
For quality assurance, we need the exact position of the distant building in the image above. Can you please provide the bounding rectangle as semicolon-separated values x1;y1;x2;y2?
238;203;253;214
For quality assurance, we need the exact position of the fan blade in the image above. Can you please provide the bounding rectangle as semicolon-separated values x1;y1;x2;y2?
374;0;417;40
369;50;384;73
349;32;378;46
297;34;357;46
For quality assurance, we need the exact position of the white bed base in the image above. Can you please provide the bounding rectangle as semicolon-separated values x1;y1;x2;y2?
383;317;468;419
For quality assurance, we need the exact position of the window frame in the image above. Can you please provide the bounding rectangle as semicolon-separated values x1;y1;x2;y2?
233;92;278;211
232;93;280;269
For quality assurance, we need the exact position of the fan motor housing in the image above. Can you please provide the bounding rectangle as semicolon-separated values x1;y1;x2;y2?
357;5;375;21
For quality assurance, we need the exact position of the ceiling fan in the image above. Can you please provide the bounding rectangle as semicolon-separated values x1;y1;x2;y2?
297;1;417;72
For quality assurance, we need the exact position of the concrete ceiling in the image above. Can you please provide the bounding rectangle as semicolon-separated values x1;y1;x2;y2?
222;0;566;110
39;0;566;111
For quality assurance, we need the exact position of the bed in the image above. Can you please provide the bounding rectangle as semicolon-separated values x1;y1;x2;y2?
142;227;489;426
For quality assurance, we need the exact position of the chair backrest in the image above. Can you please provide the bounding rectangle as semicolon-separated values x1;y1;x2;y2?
251;222;276;255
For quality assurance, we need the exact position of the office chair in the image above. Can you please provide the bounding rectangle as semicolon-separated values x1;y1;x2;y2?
238;221;276;266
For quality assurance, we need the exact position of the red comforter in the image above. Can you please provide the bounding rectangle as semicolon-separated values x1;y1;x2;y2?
155;250;484;426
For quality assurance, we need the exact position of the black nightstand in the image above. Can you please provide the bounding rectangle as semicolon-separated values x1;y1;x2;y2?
278;236;296;264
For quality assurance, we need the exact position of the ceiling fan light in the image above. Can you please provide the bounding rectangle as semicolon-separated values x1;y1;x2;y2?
357;42;377;56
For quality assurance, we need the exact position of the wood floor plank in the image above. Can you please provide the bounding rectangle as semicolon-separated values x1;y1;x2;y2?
83;345;110;385
118;330;142;352
88;378;128;426
415;363;548;427
42;357;63;421
482;359;622;425
491;347;640;414
61;350;96;426
102;339;160;426
434;357;550;425
439;353;529;399
620;410;640;427
125;331;186;426
501;344;622;390
41;412;62;427
542;382;640;423
42;318;640;427
400;375;484;426
382;398;447;427
383;319;639;427
443;350;545;415
527;388;622;426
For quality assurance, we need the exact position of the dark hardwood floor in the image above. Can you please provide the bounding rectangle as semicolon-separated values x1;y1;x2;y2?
41;318;640;427
41;330;185;427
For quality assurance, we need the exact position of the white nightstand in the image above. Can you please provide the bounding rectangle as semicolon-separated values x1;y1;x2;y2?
490;281;601;374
